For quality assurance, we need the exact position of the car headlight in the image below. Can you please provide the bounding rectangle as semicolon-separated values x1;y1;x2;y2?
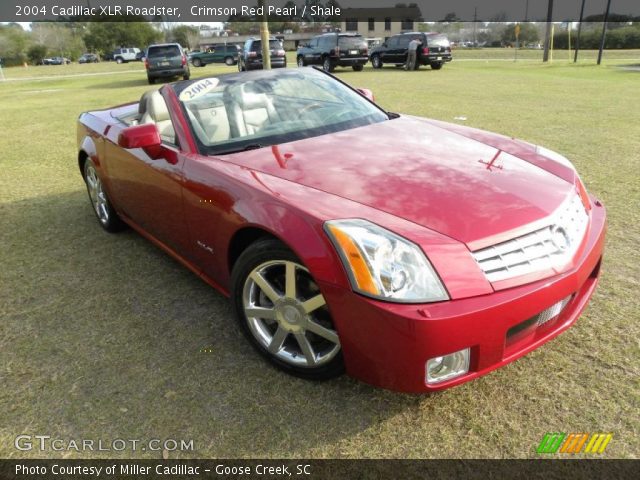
535;145;576;171
324;219;449;303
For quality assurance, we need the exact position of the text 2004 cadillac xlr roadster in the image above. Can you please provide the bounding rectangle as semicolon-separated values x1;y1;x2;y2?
77;68;606;392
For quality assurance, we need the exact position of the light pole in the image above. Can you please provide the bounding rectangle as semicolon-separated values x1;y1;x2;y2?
574;0;586;63
543;0;554;62
259;0;271;69
597;0;612;65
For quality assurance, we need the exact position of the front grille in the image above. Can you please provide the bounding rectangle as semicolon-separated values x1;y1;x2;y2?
535;295;572;326
506;295;573;340
472;193;589;283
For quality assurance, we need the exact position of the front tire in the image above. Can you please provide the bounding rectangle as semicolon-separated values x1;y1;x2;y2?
371;54;382;69
231;239;344;380
297;55;306;67
147;76;155;84
115;57;124;64
83;159;126;233
322;56;334;73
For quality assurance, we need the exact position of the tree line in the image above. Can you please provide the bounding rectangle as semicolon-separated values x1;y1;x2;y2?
0;20;202;66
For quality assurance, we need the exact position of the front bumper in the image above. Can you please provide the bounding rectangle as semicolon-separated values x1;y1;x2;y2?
320;200;606;393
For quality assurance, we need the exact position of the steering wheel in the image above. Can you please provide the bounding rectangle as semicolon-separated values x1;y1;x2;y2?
321;108;352;124
298;103;323;117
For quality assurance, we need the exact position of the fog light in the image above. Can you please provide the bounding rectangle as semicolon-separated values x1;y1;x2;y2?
426;348;470;384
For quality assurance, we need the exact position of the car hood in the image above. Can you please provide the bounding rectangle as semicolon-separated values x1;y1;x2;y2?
222;116;575;247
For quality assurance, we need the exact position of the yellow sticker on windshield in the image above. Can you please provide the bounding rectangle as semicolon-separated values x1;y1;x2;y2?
179;78;219;102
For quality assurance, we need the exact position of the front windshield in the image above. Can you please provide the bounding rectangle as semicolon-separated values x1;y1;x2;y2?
173;68;389;155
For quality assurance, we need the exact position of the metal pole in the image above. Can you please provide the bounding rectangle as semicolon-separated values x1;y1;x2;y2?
515;23;520;62
574;0;586;63
473;7;477;47
568;23;571;61
597;0;612;65
543;0;554;62
259;0;271;69
550;23;555;62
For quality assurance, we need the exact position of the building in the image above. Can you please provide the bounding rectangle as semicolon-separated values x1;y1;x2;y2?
340;5;424;40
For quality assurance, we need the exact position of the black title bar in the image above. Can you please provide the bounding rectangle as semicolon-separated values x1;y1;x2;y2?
0;459;639;480
2;0;640;23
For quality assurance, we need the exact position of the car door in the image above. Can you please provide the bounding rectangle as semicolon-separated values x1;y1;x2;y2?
104;91;192;256
303;38;317;63
205;47;219;64
381;36;398;63
394;35;412;63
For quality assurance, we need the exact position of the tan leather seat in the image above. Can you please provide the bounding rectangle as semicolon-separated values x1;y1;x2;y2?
140;91;176;144
228;84;280;137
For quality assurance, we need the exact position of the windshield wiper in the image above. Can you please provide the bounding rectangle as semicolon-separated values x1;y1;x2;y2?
215;143;266;155
387;112;400;119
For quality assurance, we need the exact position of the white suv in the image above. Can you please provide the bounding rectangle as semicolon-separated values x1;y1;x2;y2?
113;48;141;64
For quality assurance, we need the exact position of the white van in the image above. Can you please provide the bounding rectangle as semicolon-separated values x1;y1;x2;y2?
113;47;141;63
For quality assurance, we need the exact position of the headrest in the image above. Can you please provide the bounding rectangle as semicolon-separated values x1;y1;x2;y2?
229;83;272;110
138;90;154;115
146;91;170;122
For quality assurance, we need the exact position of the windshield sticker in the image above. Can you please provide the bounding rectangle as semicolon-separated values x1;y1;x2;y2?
179;78;219;102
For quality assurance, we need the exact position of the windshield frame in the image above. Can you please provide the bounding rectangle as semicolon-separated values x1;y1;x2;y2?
172;68;391;157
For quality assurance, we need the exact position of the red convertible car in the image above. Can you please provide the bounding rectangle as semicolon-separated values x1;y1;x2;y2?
77;68;606;392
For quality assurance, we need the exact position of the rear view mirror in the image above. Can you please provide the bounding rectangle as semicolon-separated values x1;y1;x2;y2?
356;88;375;102
118;123;161;149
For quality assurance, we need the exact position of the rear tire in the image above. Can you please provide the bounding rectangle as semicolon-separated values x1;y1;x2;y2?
224;56;235;66
371;54;382;69
431;62;443;70
297;55;306;67
352;64;364;71
183;74;190;81
116;57;124;64
192;58;202;67
231;238;344;380
147;76;155;84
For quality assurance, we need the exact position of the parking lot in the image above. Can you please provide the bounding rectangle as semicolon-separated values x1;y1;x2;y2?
1;50;638;458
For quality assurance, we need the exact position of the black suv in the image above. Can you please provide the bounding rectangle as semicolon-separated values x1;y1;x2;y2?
238;38;286;71
297;33;368;72
370;32;452;70
145;43;190;84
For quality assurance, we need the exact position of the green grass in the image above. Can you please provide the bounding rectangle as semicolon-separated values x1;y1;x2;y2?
0;52;639;459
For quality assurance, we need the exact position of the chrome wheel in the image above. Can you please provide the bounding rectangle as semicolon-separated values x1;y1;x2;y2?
85;163;109;225
242;260;340;368
225;56;234;66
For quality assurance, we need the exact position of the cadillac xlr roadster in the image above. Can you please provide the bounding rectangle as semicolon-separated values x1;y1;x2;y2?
77;67;606;392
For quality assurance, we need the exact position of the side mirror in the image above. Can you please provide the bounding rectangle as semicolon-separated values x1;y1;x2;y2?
118;123;161;149
356;88;375;102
